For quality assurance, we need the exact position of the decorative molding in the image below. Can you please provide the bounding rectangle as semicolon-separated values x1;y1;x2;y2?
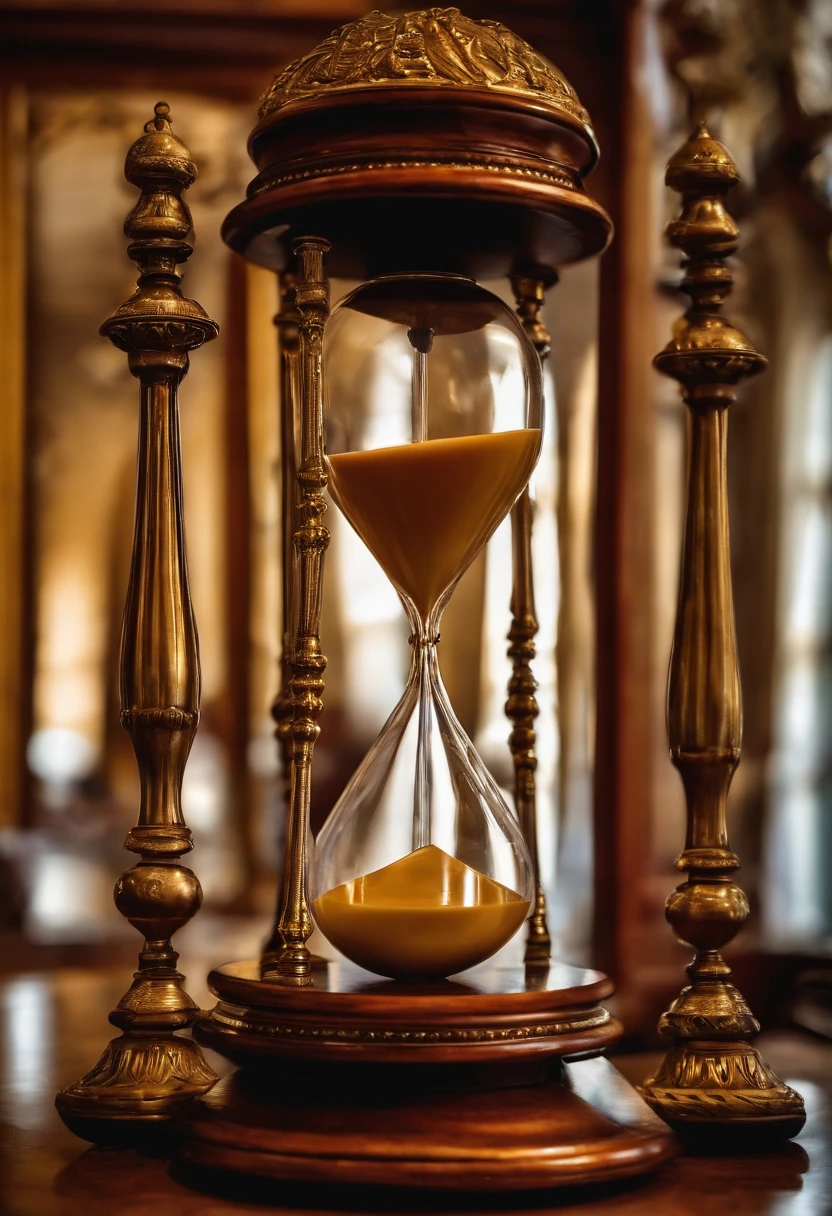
658;1012;760;1039
208;1003;611;1045
120;707;199;731
642;1085;807;1121
251;155;577;197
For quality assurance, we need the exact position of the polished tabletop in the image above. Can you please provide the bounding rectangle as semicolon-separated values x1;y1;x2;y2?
1;964;830;1216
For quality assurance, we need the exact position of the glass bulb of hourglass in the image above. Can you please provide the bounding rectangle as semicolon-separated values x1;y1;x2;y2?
311;274;543;979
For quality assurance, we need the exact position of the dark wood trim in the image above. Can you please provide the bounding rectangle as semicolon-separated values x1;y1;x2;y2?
593;0;657;999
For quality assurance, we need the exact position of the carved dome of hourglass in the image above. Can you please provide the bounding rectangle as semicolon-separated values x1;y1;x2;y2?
258;7;593;133
222;8;612;276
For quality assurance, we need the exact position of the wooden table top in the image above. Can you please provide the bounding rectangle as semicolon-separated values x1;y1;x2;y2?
1;965;830;1215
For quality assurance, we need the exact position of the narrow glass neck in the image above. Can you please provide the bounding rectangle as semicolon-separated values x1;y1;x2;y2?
404;584;456;648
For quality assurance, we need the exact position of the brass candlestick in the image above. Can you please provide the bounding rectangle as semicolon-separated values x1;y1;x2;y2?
508;270;557;968
56;102;219;1142
639;124;805;1137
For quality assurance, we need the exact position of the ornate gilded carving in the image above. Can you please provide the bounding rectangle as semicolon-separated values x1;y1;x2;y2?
639;124;805;1137
259;8;591;130
644;1042;804;1122
508;272;557;969
248;156;578;199
56;103;219;1142
206;1003;611;1045
63;1036;217;1095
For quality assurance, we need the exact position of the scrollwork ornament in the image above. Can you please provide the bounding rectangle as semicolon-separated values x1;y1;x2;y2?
259;8;592;131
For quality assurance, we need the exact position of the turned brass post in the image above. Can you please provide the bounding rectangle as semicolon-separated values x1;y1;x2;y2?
266;237;330;984
56;103;219;1141
640;124;805;1136
509;270;556;968
263;272;301;965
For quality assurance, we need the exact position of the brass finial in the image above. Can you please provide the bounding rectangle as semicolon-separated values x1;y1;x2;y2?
654;124;764;405
103;103;215;381
639;125;805;1139
126;101;197;191
57;102;219;1143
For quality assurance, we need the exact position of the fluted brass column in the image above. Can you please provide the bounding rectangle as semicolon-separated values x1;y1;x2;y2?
263;272;301;966
640;125;805;1137
56;103;218;1142
265;238;330;984
509;270;556;968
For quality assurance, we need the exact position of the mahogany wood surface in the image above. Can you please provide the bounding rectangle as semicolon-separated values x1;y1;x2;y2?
1;966;830;1215
180;1056;676;1190
223;81;611;277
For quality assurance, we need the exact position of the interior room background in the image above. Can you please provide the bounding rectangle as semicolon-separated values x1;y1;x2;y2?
1;0;830;1040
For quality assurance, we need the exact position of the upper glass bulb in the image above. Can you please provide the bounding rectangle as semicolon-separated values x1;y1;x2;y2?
312;274;544;979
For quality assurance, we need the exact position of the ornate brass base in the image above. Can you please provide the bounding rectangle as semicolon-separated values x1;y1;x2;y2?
640;1041;806;1139
56;1032;218;1146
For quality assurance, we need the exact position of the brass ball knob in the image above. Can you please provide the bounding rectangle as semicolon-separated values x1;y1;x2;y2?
665;879;749;951
114;862;202;941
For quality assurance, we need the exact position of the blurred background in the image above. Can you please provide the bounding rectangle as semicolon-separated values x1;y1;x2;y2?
0;0;830;1043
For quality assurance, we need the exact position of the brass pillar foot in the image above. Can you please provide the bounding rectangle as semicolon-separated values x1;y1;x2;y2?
56;1033;217;1146
523;883;552;968
640;1040;806;1139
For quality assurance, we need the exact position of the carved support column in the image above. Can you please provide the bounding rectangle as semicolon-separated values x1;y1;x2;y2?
265;237;330;984
263;272;301;963
56;103;219;1142
639;125;805;1137
509;269;556;968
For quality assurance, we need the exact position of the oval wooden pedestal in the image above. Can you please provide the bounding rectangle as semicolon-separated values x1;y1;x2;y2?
183;961;676;1192
182;1055;675;1191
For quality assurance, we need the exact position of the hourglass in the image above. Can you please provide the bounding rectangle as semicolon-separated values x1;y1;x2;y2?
313;274;540;979
58;6;679;1191
180;9;679;1188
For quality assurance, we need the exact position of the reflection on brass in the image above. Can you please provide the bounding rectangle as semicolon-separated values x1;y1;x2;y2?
259;8;592;130
56;103;219;1140
248;157;579;200
639;125;805;1136
265;238;330;985
508;272;556;968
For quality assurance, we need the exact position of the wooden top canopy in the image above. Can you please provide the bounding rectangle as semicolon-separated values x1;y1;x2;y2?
222;7;613;278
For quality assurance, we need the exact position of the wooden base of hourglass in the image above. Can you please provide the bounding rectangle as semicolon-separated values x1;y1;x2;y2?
180;961;676;1191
